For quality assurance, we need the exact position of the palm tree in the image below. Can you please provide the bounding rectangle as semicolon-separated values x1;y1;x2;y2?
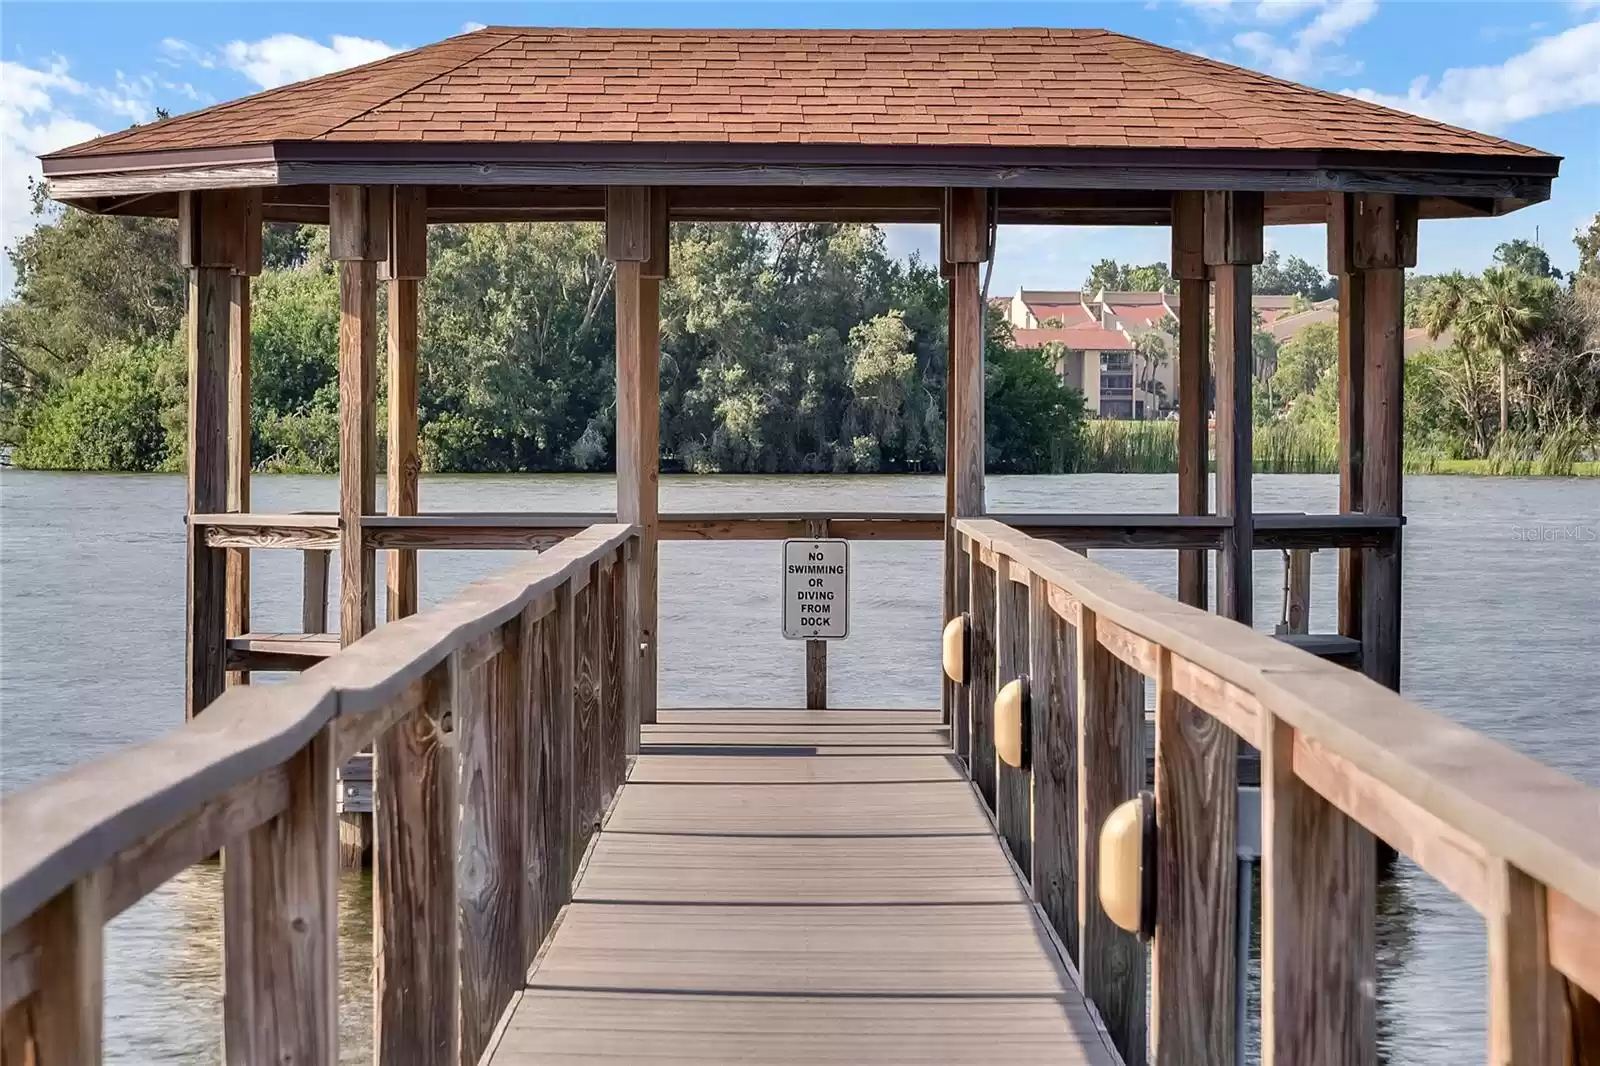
1420;269;1551;437
1132;332;1169;418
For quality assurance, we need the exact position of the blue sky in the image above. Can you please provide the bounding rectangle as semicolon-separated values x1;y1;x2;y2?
3;1;1597;295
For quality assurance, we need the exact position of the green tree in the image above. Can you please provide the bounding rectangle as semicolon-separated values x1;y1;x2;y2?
1082;258;1174;294
1575;213;1600;292
1422;268;1557;439
1255;251;1335;300
1493;238;1562;280
1270;321;1338;422
13;341;182;470
985;335;1086;474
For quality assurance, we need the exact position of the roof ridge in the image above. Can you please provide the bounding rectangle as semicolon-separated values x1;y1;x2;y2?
1092;29;1538;158
46;28;515;159
317;31;524;141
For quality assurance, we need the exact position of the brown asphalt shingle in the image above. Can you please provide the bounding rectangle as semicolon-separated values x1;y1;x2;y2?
47;27;1548;160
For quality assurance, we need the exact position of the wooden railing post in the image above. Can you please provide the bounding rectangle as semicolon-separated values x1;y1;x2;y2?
1172;191;1211;611
1077;607;1147;1066
599;549;627;802
384;186;426;623
224;211;259;691
302;550;330;634
1487;862;1570;1065
539;581;577;927
994;553;1031;872
967;546;998;811
953;535;972;763
456;620;527;1066
222;724;337;1064
1261;713;1375;1066
1152;647;1237;1064
27;873;104;1063
1029;573;1078;956
374;663;456;1065
575;564;602;846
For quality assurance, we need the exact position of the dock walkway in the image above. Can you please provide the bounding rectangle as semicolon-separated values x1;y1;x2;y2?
487;708;1117;1066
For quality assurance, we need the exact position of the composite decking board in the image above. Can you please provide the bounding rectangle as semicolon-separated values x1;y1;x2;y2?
487;709;1116;1066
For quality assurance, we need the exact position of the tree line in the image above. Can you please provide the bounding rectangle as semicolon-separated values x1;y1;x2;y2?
1;190;1085;475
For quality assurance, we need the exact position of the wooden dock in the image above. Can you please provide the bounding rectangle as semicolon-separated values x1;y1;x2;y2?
487;708;1115;1065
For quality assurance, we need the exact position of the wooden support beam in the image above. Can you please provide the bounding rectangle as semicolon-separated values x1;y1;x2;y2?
1077;607;1148;1066
575;568;603;842
598;551;627;803
1205;191;1264;625
331;187;381;646
1261;714;1375;1066
223;725;337;1064
28;874;103;1064
386;189;425;623
609;186;664;733
1029;572;1078;963
945;188;988;519
1152;648;1237;1064
805;518;828;709
967;548;998;812
1361;263;1405;691
994;554;1031;872
1336;268;1366;644
225;272;251;690
1487;862;1570;1065
943;251;959;731
953;537;972;763
539;582;577;928
1172;191;1210;610
183;189;247;719
374;664;456;1064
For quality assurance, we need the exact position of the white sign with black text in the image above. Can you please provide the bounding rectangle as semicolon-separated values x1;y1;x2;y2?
782;539;849;640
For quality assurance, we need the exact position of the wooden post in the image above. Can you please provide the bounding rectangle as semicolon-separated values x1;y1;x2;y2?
805;518;828;709
967;548;998;811
599;552;626;801
1278;549;1313;635
330;185;387;646
608;187;664;738
945;189;988;523
575;565;602;843
181;190;249;719
941;247;958;731
540;581;577;924
1261;714;1375;1066
1152;648;1237;1064
28;874;103;1063
1077;607;1147;1066
994;555;1031;872
374;664;456;1065
1334;245;1366;645
1172;192;1210;610
1205;191;1264;625
953;534;972;763
224;198;260;690
1331;192;1414;691
1487;862;1571;1065
302;551;330;633
384;187;426;622
1028;572;1078;961
223;725;338;1064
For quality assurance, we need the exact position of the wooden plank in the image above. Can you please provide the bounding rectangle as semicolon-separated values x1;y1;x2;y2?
387;272;421;621
539;583;577;929
574;569;602;845
223;724;337;1064
1336;265;1366;645
338;255;378;645
187;254;232;719
950;263;985;517
994;553;1031;872
1549;889;1600;1002
523;612;551;968
598;551;626;804
1029;573;1079;963
1173;193;1209;610
1075;607;1148;1066
967;549;998;811
225;632;340;672
1213;259;1254;625
374;665;456;1065
953;539;972;762
1151;649;1236;1064
1361;263;1404;691
457;626;527;1066
805;518;828;710
25;874;103;1064
1280;549;1312;635
1261;714;1374;1066
303;551;330;633
1488;862;1568;1066
614;259;659;728
225;272;252;689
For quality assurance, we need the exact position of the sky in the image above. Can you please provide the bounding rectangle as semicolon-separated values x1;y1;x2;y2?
2;1;1597;296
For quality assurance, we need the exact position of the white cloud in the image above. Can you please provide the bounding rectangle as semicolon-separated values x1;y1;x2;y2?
220;34;400;90
1344;19;1600;131
1;59;107;291
462;22;488;33
1234;0;1377;79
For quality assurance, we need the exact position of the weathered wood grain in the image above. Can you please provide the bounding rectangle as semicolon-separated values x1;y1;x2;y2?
994;554;1032;873
1172;193;1210;610
387;273;421;621
1212;259;1254;625
597;552;625;803
225;632;340;672
1361;262;1404;691
1075;607;1148;1066
24;874;103;1064
337;256;377;646
1152;649;1236;1064
1261;714;1374;1066
539;583;577;929
573;570;602;845
1488;861;1567;1066
187;260;232;719
303;550;330;633
223;724;337;1065
225;273;252;690
967;549;998;812
1336;261;1366;645
1280;548;1312;635
374;664;456;1066
1030;572;1079;963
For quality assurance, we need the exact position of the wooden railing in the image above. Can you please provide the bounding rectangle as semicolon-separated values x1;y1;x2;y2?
953;517;1600;1066
0;523;638;1065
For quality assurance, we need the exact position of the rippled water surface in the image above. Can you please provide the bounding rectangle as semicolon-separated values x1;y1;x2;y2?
2;470;1595;1063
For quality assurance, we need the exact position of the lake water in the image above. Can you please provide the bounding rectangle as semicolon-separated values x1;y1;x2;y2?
1;470;1596;1063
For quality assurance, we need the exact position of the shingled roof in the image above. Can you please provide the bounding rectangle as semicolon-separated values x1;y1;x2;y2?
50;26;1553;158
40;27;1558;216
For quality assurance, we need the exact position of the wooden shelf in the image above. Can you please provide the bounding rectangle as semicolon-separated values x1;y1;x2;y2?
226;632;340;672
1274;631;1362;666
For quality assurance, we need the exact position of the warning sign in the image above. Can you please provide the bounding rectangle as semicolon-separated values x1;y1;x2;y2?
782;539;849;640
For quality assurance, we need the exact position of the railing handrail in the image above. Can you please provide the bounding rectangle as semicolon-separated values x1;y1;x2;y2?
0;522;637;934
954;516;1600;919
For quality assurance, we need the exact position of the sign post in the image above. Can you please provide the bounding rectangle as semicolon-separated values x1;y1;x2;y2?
783;531;848;708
